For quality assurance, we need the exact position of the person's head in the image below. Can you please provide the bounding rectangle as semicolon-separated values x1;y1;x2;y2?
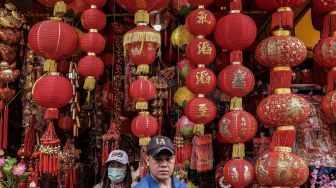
102;150;132;188
147;135;176;182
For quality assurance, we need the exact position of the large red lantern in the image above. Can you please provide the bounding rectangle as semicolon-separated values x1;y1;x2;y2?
185;67;216;95
129;77;156;110
187;0;214;7
218;110;258;144
218;64;255;97
185;97;217;125
186;8;216;36
254;0;306;11
81;8;106;30
312;0;336;14
256;90;311;127
186;38;216;66
314;37;336;68
255;35;307;68
78;55;104;78
131;112;158;145
255;150;309;187
320;91;336;122
128;41;157;67
214;13;256;51
79;32;105;54
224;159;254;188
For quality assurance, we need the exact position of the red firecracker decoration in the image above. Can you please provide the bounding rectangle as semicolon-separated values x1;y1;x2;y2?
185;67;216;95
186;38;216;66
224;159;255;188
129;77;156;110
186;8;216;36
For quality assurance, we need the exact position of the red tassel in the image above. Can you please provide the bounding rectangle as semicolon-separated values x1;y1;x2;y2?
229;0;242;11
270;129;296;150
230;50;242;63
0;115;3;149
43;155;48;173
327;69;336;92
323;13;336;39
49;155;53;174
271;10;294;31
269;68;292;94
3;105;8;149
65;169;69;188
45;108;59;120
39;154;43;173
70;167;74;188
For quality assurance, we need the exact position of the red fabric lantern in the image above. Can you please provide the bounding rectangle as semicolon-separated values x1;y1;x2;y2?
186;38;216;66
224;159;254;188
128;41;157;66
83;0;107;8
320;91;336;122
214;13;256;50
185;97;217;125
129;78;156;110
187;0;214;7
186;67;216;95
314;37;336;68
38;0;73;6
254;0;306;11
312;0;336;14
116;0;170;13
28;20;78;60
255;35;307;68
186;9;216;36
218;110;258;144
81;8;106;30
255;150;309;187
78;55;104;78
131;112;158;144
58;116;74;132
79;32;105;54
218;64;255;97
257;92;311;127
101;53;117;66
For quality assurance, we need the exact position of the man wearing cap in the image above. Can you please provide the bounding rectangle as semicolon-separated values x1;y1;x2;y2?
133;135;187;188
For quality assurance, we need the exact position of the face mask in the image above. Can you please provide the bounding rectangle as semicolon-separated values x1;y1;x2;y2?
108;167;126;183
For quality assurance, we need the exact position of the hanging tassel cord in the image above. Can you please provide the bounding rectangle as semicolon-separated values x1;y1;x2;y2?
271;9;294;31
269;68;292;94
322;12;336;39
270;126;296;150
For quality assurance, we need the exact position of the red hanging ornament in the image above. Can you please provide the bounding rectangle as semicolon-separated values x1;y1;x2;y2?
102;82;114;110
185;97;217;125
185;67;216;95
186;38;216;66
312;0;336;14
79;32;105;54
320;90;336;122
131;112;158;146
57;59;70;73
186;8;216;36
129;77;156;110
223;159;254;188
81;8;106;30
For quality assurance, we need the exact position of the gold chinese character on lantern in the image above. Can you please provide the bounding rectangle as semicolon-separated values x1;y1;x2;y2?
197;11;211;24
197;42;212;55
198;104;208;117
196;71;211;85
232;69;247;88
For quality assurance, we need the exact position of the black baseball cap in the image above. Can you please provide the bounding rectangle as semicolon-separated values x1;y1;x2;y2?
147;135;175;157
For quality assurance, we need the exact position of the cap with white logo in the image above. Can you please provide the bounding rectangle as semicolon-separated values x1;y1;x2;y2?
106;150;129;164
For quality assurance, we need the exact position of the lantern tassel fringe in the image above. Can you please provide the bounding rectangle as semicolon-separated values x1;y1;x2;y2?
323;13;336;39
270;128;296;150
44;59;57;72
136;64;150;75
232;143;245;159
139;137;151;146
271;10;294;31
45;108;59;120
53;1;67;17
230;97;243;110
327;69;336;92
269;68;292;94
84;77;96;91
123;31;161;48
230;50;242;63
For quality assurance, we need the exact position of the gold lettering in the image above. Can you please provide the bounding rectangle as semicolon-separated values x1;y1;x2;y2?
197;42;212;55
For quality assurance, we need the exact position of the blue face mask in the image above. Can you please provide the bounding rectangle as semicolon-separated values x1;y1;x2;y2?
108;167;126;183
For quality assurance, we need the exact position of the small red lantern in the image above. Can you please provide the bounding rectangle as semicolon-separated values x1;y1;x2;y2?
218;64;255;97
218;110;258;144
128;41;157;66
78;55;104;78
187;0;214;7
254;0;306;11
129;77;156;110
131;112;158;145
185;97;217;125
214;13;256;51
186;38;216;66
81;8;106;30
320;91;336;122
58;116;74;132
79;32;105;54
186;67;216;95
186;8;216;36
84;0;107;8
314;37;336;68
255;35;307;68
224;159;254;188
255;150;309;187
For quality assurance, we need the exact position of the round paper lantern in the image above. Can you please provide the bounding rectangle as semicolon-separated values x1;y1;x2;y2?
320;91;336;122
255;35;307;68
79;32;105;54
214;13;256;50
28;20;78;60
187;0;214;7
186;67;216;95
129;78;156;109
58;116;74;132
224;159;254;188
171;25;195;49
84;0;107;8
173;87;196;108
185;97;217;124
101;53;117;66
78;55;104;78
81;8;106;30
314;37;336;68
38;0;73;6
116;0;170;13
257;92;311;127
219;110;258;143
131;112;158;145
186;38;216;65
177;59;195;80
312;0;336;14
254;0;306;11
186;9;216;36
128;41;157;66
255;150;309;187
176;116;195;138
218;64;255;97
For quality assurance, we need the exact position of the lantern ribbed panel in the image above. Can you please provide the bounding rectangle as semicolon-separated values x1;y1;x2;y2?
320;91;336;122
186;9;216;36
186;38;216;65
79;32;105;54
314;37;336;67
33;75;73;108
28;20;79;60
129;78;156;101
312;0;336;14
187;0;214;7
218;110;258;144
218;64;255;97
83;0;107;7
256;93;311;127
224;159;254;188
131;114;158;138
254;0;306;11
186;67;216;95
81;9;106;30
255;36;307;68
78;55;104;78
185;97;217;124
128;42;157;66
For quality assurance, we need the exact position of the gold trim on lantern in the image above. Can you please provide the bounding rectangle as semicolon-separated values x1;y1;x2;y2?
136;101;149;110
198;5;205;9
49;72;60;76
273;66;291;71
196;35;205;39
139;137;151;146
139;111;149;115
232;143;245;159
44;59;57;72
50;17;62;21
138;76;149;80
229;10;241;14
88;52;96;56
274;88;291;94
231;61;241;65
123;30;161;47
197;94;205;98
90;5;97;9
136;64;150;75
273;29;291;36
135;10;150;25
89;29;98;33
53;1;66;17
193;124;205;137
197;64;205;68
277;125;295;131
277;7;292;12
230;97;243;111
274;146;292;153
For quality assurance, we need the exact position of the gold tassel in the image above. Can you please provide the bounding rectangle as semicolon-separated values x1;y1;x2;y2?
84;77;96;91
53;1;67;17
232;143;245;159
230;97;243;111
44;59;57;72
193;124;204;137
139;137;151;146
123;30;161;47
135;10;149;25
136;64;150;75
136;101;148;110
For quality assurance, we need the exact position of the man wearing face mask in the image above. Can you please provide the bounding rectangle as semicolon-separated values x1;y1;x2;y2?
133;135;187;188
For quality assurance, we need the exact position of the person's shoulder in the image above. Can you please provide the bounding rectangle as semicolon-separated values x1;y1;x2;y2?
133;178;149;188
173;177;188;188
92;182;102;188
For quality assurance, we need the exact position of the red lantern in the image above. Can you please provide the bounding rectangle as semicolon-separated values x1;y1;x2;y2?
58;116;74;132
218;64;255;97
81;8;106;30
187;0;214;7
320;91;336;122
38;0;73;6
214;13;256;50
129;78;156;110
79;32;105;54
186;9;216;36
28;20;78;60
83;0;107;8
185;97;217;124
131;112;158;144
255;150;309;187
218;110;258;144
101;53;117;66
186;67;216;95
255;35;307;68
128;41;157;66
314;37;336;68
312;0;336;14
78;55;104;78
116;0;170;13
254;0;306;11
224;159;254;188
257;92;311;127
186;38;216;66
